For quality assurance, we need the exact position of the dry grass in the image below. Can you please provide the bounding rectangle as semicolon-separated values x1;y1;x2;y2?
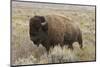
12;1;96;65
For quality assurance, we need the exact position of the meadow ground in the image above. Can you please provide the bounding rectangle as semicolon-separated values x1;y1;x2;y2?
11;1;96;65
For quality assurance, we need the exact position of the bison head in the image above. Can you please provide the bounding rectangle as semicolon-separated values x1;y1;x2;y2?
29;16;48;46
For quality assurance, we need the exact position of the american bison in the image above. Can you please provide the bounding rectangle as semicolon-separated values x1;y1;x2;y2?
29;14;83;52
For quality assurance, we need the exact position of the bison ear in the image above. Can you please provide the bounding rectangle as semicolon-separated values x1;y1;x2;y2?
39;16;45;22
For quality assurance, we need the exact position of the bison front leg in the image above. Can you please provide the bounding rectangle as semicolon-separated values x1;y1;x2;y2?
46;47;50;54
43;44;50;54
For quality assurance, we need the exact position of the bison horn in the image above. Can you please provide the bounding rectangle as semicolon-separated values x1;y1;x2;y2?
41;22;47;26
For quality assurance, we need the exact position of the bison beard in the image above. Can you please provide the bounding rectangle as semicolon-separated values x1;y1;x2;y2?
29;14;83;53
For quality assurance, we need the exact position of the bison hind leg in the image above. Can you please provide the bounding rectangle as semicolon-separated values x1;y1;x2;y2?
79;42;83;49
78;34;83;49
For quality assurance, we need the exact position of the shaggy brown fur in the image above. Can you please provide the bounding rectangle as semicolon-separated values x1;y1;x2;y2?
45;14;82;48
